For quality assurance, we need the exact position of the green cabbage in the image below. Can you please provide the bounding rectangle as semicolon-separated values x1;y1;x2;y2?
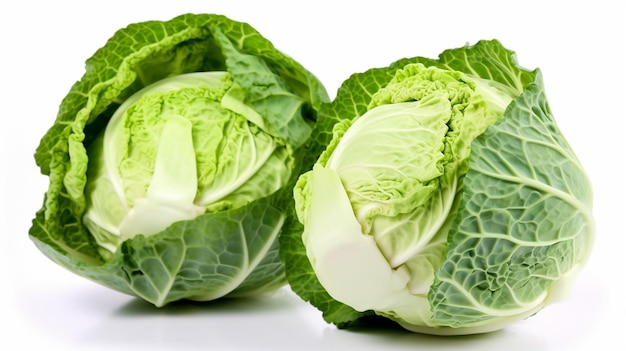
281;40;594;335
30;13;328;307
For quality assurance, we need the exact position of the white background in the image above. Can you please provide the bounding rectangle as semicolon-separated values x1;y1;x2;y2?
1;1;624;350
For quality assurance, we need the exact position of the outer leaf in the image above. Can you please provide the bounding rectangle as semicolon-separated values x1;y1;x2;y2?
215;28;314;148
435;40;535;94
430;73;594;328
32;199;286;306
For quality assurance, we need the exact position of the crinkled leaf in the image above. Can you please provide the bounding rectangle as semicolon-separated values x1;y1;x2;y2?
32;199;286;306
430;74;594;328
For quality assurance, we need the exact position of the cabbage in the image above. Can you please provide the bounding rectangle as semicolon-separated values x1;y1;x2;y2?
281;40;594;335
29;13;328;307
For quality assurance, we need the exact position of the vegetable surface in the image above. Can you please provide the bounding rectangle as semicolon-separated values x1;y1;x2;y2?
30;13;328;307
281;40;594;335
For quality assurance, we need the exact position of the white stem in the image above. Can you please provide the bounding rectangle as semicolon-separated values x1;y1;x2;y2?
119;115;204;239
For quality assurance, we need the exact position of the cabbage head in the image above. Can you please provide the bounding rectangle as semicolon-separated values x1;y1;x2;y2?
30;13;328;307
281;40;594;335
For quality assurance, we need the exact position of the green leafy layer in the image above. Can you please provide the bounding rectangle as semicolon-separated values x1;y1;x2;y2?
429;74;594;329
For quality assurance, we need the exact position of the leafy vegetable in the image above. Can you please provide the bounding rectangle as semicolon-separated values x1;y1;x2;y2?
30;13;329;307
281;39;594;335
